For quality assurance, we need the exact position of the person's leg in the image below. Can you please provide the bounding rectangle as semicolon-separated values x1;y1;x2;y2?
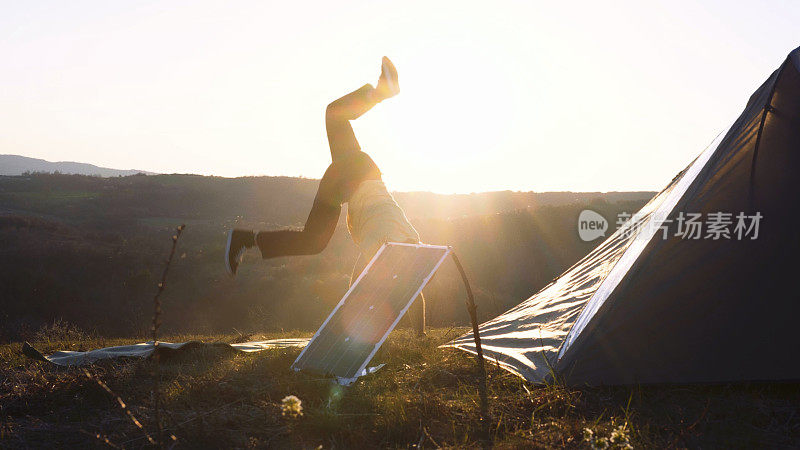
327;57;400;162
409;292;426;336
254;203;340;259
254;165;342;259
326;84;379;162
225;163;344;274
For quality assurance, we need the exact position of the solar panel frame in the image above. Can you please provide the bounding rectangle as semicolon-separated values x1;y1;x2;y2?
291;242;451;383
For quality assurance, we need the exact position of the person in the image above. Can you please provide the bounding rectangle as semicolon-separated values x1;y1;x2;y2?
225;57;427;335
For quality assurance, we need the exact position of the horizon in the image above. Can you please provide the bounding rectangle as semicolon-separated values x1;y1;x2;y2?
2;153;661;195
0;154;658;195
2;1;799;193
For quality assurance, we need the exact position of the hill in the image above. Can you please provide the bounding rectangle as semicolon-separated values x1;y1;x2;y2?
0;172;654;341
0;171;653;223
0;154;156;177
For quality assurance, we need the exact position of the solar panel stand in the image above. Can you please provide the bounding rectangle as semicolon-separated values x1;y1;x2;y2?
450;250;489;421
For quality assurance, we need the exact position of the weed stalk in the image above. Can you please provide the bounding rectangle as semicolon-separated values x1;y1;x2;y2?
151;224;185;447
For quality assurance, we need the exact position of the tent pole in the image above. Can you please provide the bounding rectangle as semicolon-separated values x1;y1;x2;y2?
450;250;489;420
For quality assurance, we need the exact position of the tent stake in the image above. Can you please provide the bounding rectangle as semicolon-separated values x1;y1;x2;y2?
450;250;489;421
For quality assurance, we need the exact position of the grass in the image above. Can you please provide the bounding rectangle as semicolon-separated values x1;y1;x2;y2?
2;328;800;448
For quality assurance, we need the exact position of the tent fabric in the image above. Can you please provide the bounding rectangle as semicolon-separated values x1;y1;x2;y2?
23;339;310;366
446;46;800;385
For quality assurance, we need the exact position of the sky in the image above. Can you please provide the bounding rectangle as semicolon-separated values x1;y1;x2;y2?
1;1;799;193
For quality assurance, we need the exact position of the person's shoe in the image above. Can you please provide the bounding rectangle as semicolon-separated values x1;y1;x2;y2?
375;56;400;101
225;229;255;276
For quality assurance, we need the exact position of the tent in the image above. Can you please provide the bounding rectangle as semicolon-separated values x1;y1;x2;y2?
446;46;800;385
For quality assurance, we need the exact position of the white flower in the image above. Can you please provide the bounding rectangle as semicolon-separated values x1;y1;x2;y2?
584;425;632;449
281;395;303;418
610;425;633;448
592;437;610;450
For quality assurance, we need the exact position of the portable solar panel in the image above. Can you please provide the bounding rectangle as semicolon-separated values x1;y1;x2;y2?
291;242;451;384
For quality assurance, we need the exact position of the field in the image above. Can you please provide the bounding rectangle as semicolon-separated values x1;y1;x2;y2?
3;328;800;448
2;173;798;448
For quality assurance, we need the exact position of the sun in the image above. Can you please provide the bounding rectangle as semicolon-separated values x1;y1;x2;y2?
363;51;519;194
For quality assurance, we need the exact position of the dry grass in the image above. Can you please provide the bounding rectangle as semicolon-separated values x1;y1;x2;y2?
2;328;800;448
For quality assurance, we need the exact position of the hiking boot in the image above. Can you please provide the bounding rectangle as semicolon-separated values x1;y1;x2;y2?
375;56;400;101
225;229;255;276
